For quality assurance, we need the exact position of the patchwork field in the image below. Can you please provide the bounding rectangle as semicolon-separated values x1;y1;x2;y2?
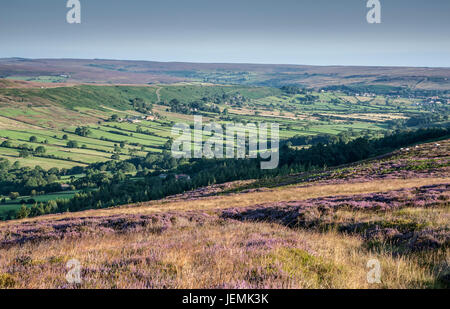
2;79;446;170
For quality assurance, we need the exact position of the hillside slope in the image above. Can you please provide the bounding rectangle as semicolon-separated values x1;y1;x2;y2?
0;139;448;289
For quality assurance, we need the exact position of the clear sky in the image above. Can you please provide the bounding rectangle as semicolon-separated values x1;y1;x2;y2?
0;0;449;67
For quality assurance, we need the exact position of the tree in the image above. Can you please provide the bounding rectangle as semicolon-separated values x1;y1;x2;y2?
164;138;173;150
67;140;78;148
29;136;38;143
114;144;121;153
110;114;119;122
0;158;10;170
47;174;58;183
75;126;91;137
16;205;31;219
45;200;58;213
9;192;20;200
62;134;69;140
30;203;45;217
121;162;137;173
35;146;46;155
1;140;12;148
19;148;31;158
111;154;120;160
128;148;138;156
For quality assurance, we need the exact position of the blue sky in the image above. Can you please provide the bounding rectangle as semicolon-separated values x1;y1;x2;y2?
0;0;449;66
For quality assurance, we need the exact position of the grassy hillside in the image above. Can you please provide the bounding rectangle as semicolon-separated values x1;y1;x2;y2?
158;84;281;102
0;80;448;172
0;84;158;110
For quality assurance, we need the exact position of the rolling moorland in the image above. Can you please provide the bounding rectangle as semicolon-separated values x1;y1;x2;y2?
0;59;449;289
1;58;450;89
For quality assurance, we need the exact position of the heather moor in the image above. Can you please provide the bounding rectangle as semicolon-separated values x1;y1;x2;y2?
0;0;449;292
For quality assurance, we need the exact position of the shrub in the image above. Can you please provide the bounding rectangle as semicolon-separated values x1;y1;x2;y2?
18;148;31;158
67;140;78;148
16;205;31;219
0;274;16;288
35;146;46;155
9;192;20;200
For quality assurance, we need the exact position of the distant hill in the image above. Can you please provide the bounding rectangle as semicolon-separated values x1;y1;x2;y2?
1;58;449;90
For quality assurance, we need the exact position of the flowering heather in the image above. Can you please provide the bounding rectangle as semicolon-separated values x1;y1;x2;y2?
0;139;448;289
234;139;450;191
305;140;450;185
162;180;256;202
223;184;450;251
0;212;214;250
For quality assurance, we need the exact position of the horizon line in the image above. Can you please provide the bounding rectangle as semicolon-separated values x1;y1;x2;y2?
1;57;449;70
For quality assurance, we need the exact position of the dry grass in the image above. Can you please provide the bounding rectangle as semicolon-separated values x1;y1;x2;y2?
0;173;448;289
0;219;446;289
2;177;447;227
0;116;43;130
326;113;408;122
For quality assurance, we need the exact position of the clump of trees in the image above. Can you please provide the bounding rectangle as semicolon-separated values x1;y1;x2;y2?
0;160;65;199
280;86;307;95
0;141;47;158
296;94;319;105
168;99;220;115
406;114;448;127
130;98;153;114
75;126;92;137
283;133;348;147
13;200;59;220
67;140;78;148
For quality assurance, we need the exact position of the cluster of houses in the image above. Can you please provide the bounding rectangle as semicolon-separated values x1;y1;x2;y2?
424;96;447;105
359;93;376;97
117;114;157;123
158;174;191;181
60;183;72;191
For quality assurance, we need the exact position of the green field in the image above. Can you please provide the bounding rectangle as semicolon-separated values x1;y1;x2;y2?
0;82;446;170
0;190;78;219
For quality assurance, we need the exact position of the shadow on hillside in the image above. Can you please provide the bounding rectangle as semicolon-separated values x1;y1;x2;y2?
221;206;449;256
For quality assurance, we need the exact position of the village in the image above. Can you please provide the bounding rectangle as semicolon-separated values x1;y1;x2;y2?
116;113;158;124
